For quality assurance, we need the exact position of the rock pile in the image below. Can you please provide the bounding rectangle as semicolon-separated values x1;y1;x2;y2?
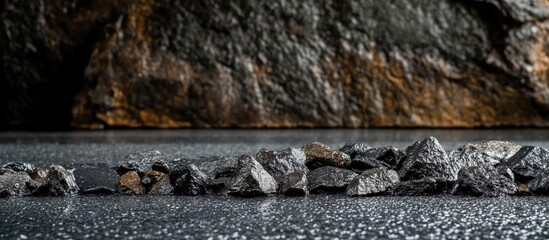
1;137;549;198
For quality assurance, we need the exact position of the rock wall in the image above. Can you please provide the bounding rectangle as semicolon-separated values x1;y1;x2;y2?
2;0;549;129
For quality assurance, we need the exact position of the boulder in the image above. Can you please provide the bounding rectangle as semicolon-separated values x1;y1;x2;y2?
2;162;35;174
399;137;454;181
307;166;357;194
119;171;145;195
227;155;278;197
170;164;210;196
256;148;308;181
279;172;309;197
471;141;521;163
506;146;549;182
302;142;351;170
346;168;400;196
46;165;79;196
117;150;172;175
339;143;371;159
148;175;174;195
451;166;516;197
74;166;119;194
0;169;37;197
391;177;452;196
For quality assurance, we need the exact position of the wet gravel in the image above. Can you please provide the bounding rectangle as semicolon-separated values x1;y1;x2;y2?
1;129;549;239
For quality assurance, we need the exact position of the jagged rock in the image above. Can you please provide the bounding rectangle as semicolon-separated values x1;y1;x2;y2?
391;177;452;196
451;166;516;197
339;143;371;159
506;146;549;182
151;160;179;174
346;168;400;196
119;171;145;195
528;170;549;194
2;162;35;174
496;165;514;181
148;175;174;195
471;141;521;163
195;156;239;180
307;166;357;194
227;155;278;197
141;170;165;189
0;169;36;197
302;142;351;170
399;137;454;181
30;167;49;184
46;165;79;196
117;150;172;175
170;164;210;196
74;166;119;194
350;156;391;171
517;183;530;195
446;144;502;180
279;172;309;197
256;148;308;181
357;147;404;167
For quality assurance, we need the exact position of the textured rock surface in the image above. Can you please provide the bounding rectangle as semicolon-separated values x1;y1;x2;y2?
117;150;171;175
446;144;502;178
399;137;455;181
148;174;174;195
119;171;145;195
339;143;371;159
452;166;516;197
279;172;309;196
170;164;209;196
391;177;452;196
46;165;79;196
302;142;351;170
350;156;391;171
528;170;549;194
471;141;522;163
256;148;308;181
227;155;278;197
346;168;400;196
506;146;549;182
6;1;549;129
307;166;357;194
0;168;36;197
74;166;119;194
2;162;35;174
351;146;404;171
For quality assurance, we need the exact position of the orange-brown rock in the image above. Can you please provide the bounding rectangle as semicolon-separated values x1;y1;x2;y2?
119;171;145;195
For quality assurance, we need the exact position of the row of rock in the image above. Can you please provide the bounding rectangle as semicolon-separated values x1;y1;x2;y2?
2;137;549;198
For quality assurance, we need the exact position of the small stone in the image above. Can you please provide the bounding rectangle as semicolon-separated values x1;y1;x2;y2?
451;166;516;197
74;166;119;194
506;146;549;182
46;165;79;197
339;143;371;158
528;170;549;194
0;169;36;197
399;137;454;181
2;162;35;174
350;156;391;171
170;164;209;196
391;177;452;196
302;142;351;170
227;155;278;197
30;167;49;183
151;160;179;174
496;165;514;181
517;183;530;195
471;141;521;163
195;156;239;180
117;150;172;175
119;171;145;195
307;166;357;194
346;167;400;196
256;148;308;181
357;147;404;167
141;170;165;189
148;175;174;195
279;172;309;196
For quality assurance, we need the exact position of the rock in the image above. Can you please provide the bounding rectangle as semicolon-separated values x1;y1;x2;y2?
141;170;165;189
350;156;391;171
227;155;278;197
0;169;36;197
302;142;351;170
46;165;79;197
307;166;357;194
339;143;371;159
2;162;35;174
391;178;452;196
516;183;530;195
30;167;49;184
506;146;549;182
74;166;119;194
279;172;309;197
170;164;210;196
445;144;502;179
151;160;179;174
528;170;549;194
148;175;174;195
119;171;145;195
255;148;308;181
451;166;516;197
194;156;239;180
117;150;172;175
346;168;400;196
496;165;514;181
399;137;454;181
357;147;404;167
471;141;521;163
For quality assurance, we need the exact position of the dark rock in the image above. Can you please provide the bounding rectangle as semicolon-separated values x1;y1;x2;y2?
117;150;172;176
148;175;174;195
151;160;179;174
496;165;514;181
2;162;35;174
446;144;502;179
506;146;549;182
346;168;400;196
451;166;516;197
357;147;404;167
339;143;371;159
350;156;391;171
170;164;210;196
141;170;165;189
391;177;452;196
30;167;49;184
302;142;351;170
46;165;79;197
194;156;239;180
307;166;357;194
256;148;308;181
279;172;309;197
399;137;454;181
74;166;119;194
470;141;521;163
119;171;145;195
0;169;36;197
528;170;549;194
227;155;278;197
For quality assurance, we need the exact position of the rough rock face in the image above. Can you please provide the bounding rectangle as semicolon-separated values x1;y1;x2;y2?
74;166;119;194
46;165;79;196
446;144;502;179
391;177;452;196
279;172;309;196
528;170;549;194
148;174;174;195
307;166;357;194
339;143;371;159
346;168;400;196
117;150;172;175
351;146;404;171
302;142;351;170
452;166;516;197
2;162;35;174
399;137;454;181
227;155;278;197
256;148;308;181
471;141;522;163
119;171;145;195
506;146;549;182
170;164;209;196
5;1;549;129
0;169;37;197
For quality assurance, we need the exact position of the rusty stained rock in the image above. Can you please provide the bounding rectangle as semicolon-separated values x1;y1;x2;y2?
302;142;351;170
119;171;145;195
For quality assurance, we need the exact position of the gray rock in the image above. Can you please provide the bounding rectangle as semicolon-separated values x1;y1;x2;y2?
399;137;454;181
148;175;174;195
471;141;521;163
151;160;180;174
391;177;452;196
358;147;404;167
506;146;549;182
74;166;119;194
446;144;501;179
279;172;309;197
496;165;514;181
346;168;400;196
350;156;391;171
195;156;239;180
256;148;308;181
302;142;351;170
307;166;357;194
170;164;210;196
528;170;549;194
227;155;278;197
0;169;37;197
46;165;79;196
451;166;516;197
339;143;371;159
117;150;172;175
2;162;35;174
